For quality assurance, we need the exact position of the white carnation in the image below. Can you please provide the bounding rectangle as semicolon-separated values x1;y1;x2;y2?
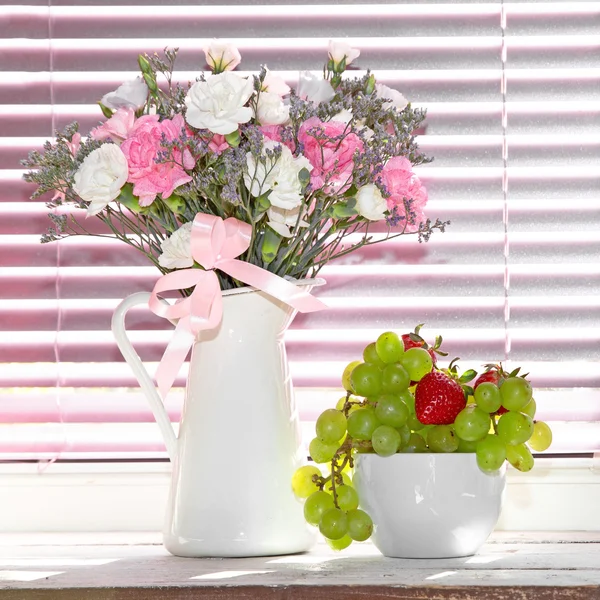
356;184;387;221
256;91;290;126
244;140;312;211
158;222;194;270
267;205;308;238
101;77;148;111
73;144;129;217
185;72;254;135
331;109;354;124
375;83;408;112
297;71;335;104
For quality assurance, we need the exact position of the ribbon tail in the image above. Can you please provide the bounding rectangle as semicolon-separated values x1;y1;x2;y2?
155;316;196;398
220;260;327;313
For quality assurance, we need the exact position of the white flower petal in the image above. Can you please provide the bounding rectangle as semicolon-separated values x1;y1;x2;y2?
101;77;148;111
185;72;254;134
158;222;194;269
356;184;387;221
297;71;335;104
72;145;129;216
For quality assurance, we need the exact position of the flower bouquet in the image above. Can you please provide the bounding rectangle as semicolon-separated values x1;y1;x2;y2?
23;40;446;292
292;327;553;558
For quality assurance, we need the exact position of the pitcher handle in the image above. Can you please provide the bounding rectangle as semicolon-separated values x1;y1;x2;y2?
111;292;178;461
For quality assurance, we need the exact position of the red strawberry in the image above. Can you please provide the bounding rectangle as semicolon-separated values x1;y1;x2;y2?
473;370;500;388
415;371;467;425
474;368;507;415
401;331;443;366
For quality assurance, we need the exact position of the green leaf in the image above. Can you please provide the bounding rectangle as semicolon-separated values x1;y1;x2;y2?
98;102;113;119
224;129;241;148
459;369;478;384
330;200;358;219
162;193;186;214
508;367;521;378
462;385;475;398
262;228;282;265
116;183;143;213
365;73;376;95
253;193;271;220
298;167;311;189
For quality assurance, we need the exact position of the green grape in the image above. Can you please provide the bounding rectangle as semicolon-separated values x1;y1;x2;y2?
506;443;534;472
342;360;362;393
335;484;359;511
309;437;339;463
327;534;352;551
375;331;404;364
474;382;502;413
381;362;410;393
497;411;534;445
347;407;380;441
363;342;386;369
372;425;401;456
304;491;334;526
399;389;415;411
291;465;321;499
316;409;347;444
458;438;479;453
400;347;433;382
335;396;346;411
427;425;459;453
319;508;349;540
402;432;427;453
500;377;533;411
454;406;491;442
522;397;537;419
407;413;425;431
476;434;507;472
347;509;373;542
374;394;409;427
396;423;411;448
528;421;552;452
350;363;383;398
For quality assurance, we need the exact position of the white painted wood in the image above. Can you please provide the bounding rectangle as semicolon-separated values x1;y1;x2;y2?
0;535;598;590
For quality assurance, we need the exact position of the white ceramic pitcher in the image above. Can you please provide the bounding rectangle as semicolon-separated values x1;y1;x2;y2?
111;281;321;557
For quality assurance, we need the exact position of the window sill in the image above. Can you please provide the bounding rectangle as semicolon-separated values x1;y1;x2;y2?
0;458;599;533
0;532;598;599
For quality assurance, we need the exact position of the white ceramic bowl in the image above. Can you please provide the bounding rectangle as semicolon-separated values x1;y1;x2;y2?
353;453;506;558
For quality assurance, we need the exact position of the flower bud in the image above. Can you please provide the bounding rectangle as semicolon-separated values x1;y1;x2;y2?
137;54;152;75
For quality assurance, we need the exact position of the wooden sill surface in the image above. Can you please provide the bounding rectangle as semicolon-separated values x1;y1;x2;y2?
0;532;598;600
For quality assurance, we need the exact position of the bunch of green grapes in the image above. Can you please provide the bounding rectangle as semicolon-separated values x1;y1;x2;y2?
462;365;553;473
291;328;553;549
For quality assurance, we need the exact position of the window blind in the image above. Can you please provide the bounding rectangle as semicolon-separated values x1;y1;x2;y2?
0;1;599;460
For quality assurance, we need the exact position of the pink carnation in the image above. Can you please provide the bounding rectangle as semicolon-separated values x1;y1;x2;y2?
120;114;195;207
260;125;295;152
208;134;229;155
378;156;428;232
297;117;363;195
91;107;136;144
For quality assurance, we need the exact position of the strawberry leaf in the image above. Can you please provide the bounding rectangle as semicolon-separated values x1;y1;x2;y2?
508;367;521;378
462;385;474;398
459;369;478;384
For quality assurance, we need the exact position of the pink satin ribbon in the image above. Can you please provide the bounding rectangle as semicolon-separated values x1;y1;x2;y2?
148;213;327;397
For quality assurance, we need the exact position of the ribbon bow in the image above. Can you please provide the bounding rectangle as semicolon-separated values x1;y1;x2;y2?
148;213;326;397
